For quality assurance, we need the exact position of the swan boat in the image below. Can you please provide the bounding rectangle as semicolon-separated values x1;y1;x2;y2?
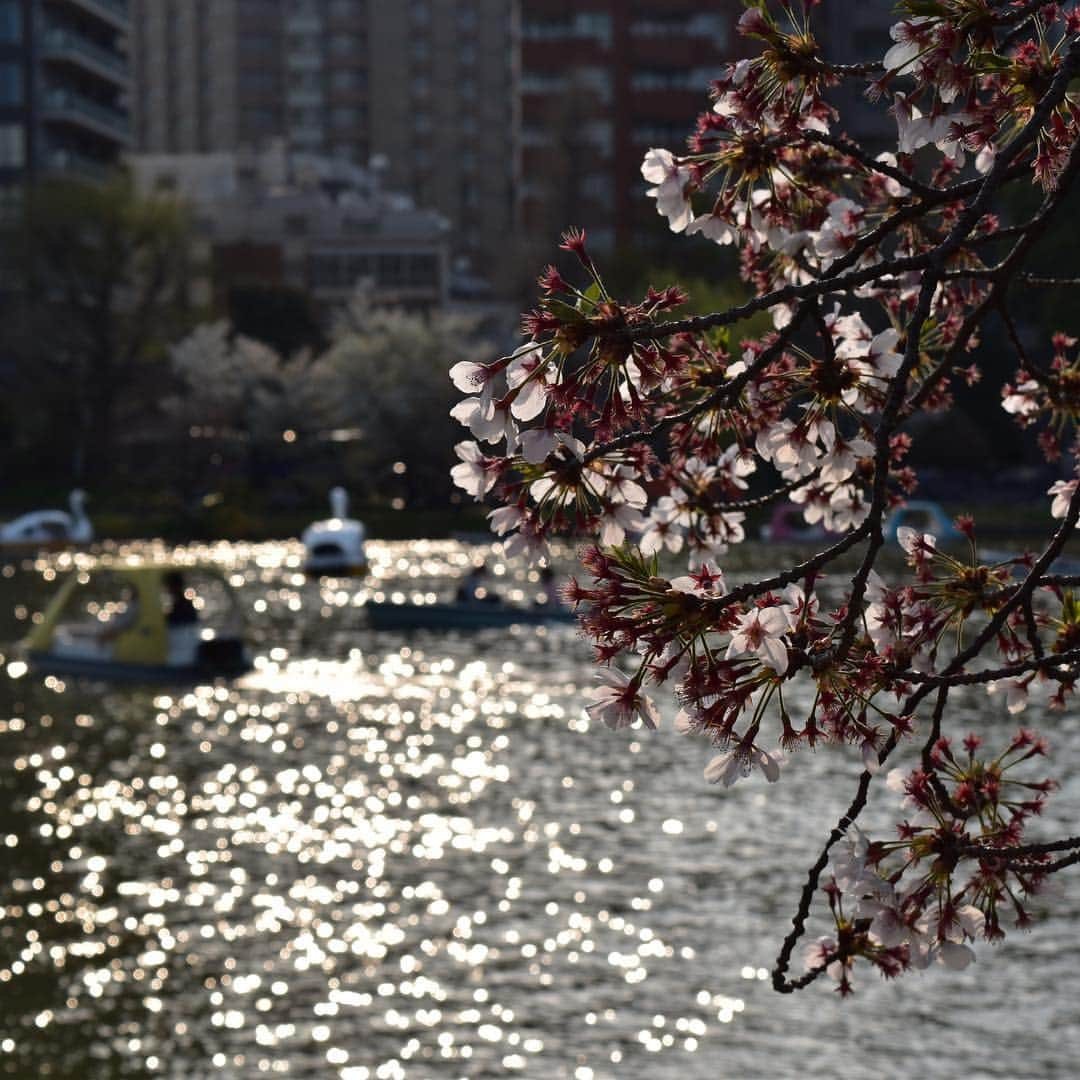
302;487;367;576
0;490;93;553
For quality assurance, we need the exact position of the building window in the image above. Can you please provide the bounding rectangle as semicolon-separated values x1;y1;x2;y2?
520;71;567;95
330;32;364;56
290;107;323;128
583;120;613;155
331;140;367;162
346;252;373;278
241;70;277;95
0;61;20;105
284;214;308;236
0;1;20;44
405;253;438;286
574;66;613;104
523;14;612;47
633;67;716;93
241;107;279;134
331;69;366;92
239;33;276;55
377;253;403;285
331;105;362;128
0;124;24;166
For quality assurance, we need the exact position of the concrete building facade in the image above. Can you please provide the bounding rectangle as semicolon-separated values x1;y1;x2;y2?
130;0;515;277
517;0;741;255
130;143;452;315
0;0;131;205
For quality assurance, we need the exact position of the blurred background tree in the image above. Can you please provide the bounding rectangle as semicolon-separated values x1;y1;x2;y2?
157;288;482;529
321;288;481;510
2;175;196;486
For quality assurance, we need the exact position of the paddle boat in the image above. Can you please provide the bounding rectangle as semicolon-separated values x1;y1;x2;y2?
22;562;251;682
0;489;93;553
365;598;577;632
302;487;367;576
883;500;962;545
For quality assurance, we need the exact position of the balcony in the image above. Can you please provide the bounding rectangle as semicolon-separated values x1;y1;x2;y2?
42;27;129;86
286;89;325;108
53;0;129;33
286;50;324;70
45;145;115;183
43;88;131;145
285;13;323;34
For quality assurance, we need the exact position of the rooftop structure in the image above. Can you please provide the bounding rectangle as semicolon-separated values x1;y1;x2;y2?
130;142;452;313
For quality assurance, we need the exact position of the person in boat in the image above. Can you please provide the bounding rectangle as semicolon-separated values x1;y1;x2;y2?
164;571;198;626
455;563;500;605
163;570;202;665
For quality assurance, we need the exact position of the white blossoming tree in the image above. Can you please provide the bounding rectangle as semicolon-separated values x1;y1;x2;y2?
451;1;1080;995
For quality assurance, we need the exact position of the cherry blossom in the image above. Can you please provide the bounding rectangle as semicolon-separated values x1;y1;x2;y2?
586;668;660;731
704;743;782;787
641;148;695;233
449;0;1080;997
726;606;790;674
1049;479;1078;519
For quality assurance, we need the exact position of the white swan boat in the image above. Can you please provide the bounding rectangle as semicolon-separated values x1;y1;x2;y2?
0;489;93;552
302;487;368;576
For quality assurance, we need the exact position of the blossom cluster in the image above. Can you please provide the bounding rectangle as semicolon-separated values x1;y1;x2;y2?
811;729;1057;995
450;0;1080;993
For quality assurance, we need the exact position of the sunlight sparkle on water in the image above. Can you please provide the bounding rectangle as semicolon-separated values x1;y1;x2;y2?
0;540;829;1077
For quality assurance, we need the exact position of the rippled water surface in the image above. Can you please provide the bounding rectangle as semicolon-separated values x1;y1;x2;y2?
2;539;1080;1079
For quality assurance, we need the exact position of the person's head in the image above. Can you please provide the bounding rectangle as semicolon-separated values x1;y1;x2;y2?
470;563;487;577
164;571;186;596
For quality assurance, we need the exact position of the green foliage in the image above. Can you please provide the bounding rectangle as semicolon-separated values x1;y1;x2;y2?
2;173;196;484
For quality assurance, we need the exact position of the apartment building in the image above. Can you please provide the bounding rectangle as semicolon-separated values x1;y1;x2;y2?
130;0;514;276
0;0;131;203
517;1;741;255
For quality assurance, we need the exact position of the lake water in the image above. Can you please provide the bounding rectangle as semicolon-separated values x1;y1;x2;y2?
1;539;1079;1080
